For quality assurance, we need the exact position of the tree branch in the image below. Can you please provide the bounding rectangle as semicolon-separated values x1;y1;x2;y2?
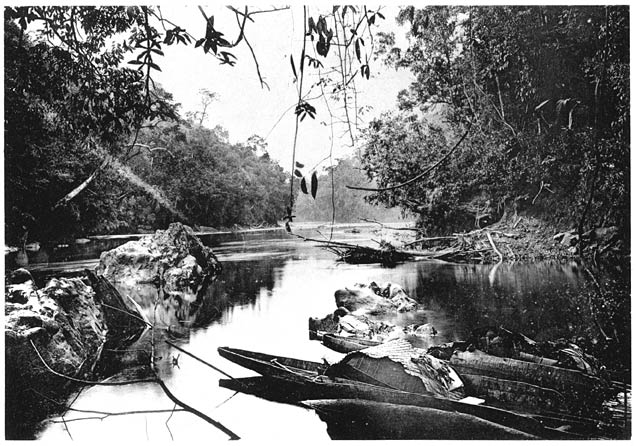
153;371;240;440
30;340;156;386
52;155;111;210
234;13;269;90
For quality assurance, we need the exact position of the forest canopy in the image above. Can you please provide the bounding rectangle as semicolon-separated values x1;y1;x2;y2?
4;8;291;244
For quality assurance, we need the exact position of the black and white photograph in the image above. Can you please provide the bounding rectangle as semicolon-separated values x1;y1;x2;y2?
3;4;631;441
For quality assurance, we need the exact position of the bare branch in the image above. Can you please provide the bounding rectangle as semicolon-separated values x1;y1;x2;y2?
234;13;269;90
30;340;157;386
153;371;240;440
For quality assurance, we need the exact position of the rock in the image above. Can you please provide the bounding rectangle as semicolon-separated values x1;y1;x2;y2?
96;222;221;292
5;270;146;439
334;281;418;315
5;276;106;436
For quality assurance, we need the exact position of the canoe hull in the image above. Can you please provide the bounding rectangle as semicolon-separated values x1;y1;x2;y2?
305;398;538;440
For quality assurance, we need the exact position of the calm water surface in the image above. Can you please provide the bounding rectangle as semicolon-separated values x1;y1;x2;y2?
36;228;598;441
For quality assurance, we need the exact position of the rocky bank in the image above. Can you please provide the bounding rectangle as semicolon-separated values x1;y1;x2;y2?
5;223;221;439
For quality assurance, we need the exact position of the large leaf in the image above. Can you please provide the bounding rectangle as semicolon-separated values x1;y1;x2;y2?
300;177;308;194
310;171;318;199
290;55;297;80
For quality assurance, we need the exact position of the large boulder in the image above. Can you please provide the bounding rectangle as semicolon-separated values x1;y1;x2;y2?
334;281;418;315
5;271;146;439
96;223;221;291
6;277;105;437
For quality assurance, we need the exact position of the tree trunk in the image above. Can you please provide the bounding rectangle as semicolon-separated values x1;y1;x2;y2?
52;156;111;210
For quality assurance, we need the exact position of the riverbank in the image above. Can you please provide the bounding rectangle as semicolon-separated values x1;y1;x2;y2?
406;215;624;265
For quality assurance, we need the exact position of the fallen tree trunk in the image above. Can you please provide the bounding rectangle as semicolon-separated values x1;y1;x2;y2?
52;156;111;210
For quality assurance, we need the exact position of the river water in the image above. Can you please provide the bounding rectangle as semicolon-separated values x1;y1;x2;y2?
33;226;621;441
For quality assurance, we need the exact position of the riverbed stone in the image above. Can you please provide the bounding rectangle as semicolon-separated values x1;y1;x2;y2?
96;222;220;291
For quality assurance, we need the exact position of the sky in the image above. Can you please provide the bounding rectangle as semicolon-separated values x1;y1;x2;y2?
152;5;414;173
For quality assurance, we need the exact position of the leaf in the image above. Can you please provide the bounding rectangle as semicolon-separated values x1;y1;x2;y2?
149;62;162;71
300;177;308;194
290;55;297;80
295;161;304;168
310;171;318;199
317;34;331;57
355;39;361;62
195;38;205;48
294;169;303;178
127;60;143;65
220;51;236;60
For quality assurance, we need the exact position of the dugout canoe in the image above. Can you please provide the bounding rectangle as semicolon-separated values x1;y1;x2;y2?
303;398;538;440
217;346;596;439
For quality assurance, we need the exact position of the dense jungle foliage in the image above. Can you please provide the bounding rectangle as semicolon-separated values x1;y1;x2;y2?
361;6;629;244
4;14;289;244
4;6;629;250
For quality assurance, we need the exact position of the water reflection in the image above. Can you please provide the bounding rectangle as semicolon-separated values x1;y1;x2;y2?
36;232;624;442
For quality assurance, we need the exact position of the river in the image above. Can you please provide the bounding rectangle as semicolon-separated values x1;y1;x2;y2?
32;225;625;441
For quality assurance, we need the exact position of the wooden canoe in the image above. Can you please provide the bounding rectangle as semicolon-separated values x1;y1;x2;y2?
218;346;326;380
217;347;595;439
450;350;607;397
303;398;539;440
319;337;611;402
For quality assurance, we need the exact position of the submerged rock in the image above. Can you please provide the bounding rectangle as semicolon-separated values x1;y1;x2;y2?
96;222;221;291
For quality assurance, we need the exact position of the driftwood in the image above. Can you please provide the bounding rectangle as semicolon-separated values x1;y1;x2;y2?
295;235;453;265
